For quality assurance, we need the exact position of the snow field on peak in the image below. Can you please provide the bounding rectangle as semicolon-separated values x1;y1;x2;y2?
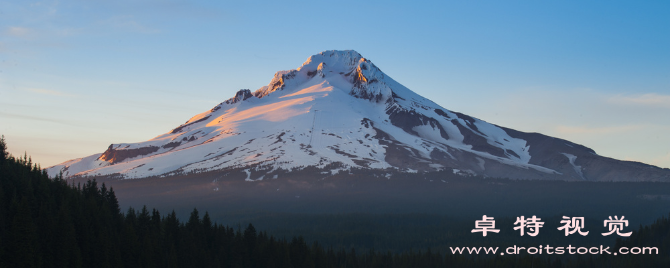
51;76;395;178
45;50;558;179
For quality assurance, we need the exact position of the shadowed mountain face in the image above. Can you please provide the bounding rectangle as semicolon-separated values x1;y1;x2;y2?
46;50;669;182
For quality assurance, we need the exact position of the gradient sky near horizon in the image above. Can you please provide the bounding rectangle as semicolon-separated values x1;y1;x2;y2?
1;0;669;169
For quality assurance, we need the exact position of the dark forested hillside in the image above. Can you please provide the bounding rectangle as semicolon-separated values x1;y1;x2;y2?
614;214;670;267
0;136;668;267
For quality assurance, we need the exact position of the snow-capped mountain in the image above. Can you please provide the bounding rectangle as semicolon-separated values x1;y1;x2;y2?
46;50;670;181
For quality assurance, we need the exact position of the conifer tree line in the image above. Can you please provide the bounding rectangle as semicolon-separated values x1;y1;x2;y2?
0;136;667;267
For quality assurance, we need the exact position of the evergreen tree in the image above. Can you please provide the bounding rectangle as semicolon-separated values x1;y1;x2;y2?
1;136;669;268
7;197;41;268
0;135;8;164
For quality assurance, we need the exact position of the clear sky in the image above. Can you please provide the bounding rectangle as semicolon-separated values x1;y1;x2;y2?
1;0;669;169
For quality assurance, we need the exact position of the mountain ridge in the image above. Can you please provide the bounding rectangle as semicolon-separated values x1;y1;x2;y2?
46;50;670;182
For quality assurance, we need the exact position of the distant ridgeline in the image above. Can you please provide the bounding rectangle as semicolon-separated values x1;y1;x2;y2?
0;136;668;267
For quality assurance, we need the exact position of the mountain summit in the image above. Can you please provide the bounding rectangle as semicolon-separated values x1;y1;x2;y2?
47;50;670;181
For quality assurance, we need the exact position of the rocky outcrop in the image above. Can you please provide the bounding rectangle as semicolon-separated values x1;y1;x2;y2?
225;89;254;104
98;145;160;165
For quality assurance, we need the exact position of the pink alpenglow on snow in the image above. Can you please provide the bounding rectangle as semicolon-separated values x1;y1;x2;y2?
45;50;670;182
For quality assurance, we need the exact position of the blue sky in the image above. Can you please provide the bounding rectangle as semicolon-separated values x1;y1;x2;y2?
1;0;669;168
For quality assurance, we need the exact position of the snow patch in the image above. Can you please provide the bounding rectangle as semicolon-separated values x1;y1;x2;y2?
561;153;585;180
476;157;486;171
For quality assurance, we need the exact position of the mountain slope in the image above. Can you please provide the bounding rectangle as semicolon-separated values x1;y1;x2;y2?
46;50;670;181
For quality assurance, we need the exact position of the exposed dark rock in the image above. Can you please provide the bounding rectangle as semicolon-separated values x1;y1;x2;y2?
352;158;376;167
350;89;383;102
434;109;450;119
274;72;295;91
451;119;505;158
387;105;449;140
162;141;182;149
328;146;357;158
170;115;211;134
324;133;342;139
392;91;405;101
272;132;286;145
99;145;160;164
224;89;254;104
361;118;373;128
352;69;367;89
505;149;520;159
452;111;485;136
253;70;298;98
199;147;239;163
210;89;255;112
